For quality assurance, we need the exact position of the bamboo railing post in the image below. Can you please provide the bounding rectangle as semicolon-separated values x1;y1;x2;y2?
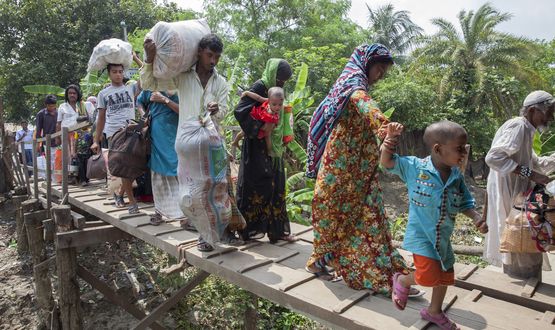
61;127;69;202
20;141;32;195
53;205;83;329
45;134;52;217
32;140;39;199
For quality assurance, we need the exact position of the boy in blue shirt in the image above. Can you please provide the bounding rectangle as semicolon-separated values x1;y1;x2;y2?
380;120;488;330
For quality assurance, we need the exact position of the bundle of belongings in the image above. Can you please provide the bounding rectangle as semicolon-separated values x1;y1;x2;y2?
146;18;210;79
87;38;133;72
501;184;555;253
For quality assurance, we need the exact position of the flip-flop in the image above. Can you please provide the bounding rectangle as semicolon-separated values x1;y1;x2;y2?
280;235;299;242
305;266;342;282
197;242;214;252
408;287;425;298
420;308;460;330
392;272;409;310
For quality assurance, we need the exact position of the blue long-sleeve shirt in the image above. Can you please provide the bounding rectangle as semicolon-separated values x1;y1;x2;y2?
387;155;475;270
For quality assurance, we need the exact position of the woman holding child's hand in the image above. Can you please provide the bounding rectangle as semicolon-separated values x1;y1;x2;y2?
305;44;413;293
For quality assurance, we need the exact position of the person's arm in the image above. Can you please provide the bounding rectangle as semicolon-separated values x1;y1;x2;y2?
15;131;24;142
348;90;389;138
132;51;143;67
208;77;229;123
462;209;488;234
486;121;549;184
241;90;267;103
140;39;178;91
532;152;555;176
234;81;270;139
34;113;43;151
91;108;106;153
380;122;403;169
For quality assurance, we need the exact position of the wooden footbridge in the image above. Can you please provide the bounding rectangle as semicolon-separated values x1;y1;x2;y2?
3;124;555;329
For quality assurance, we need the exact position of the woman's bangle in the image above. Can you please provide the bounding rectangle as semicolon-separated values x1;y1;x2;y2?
518;165;532;178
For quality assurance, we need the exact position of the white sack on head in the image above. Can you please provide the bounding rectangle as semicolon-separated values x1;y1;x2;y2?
147;18;211;79
88;38;133;72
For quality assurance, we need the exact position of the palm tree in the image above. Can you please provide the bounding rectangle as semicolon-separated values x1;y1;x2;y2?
414;3;541;119
366;3;423;55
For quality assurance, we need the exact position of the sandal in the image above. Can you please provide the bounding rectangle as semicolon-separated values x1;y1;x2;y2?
114;194;126;208
280;234;299;242
149;213;163;226
197;242;214;252
392;272;409;310
305;265;342;282
180;220;197;232
408;287;425;298
128;203;139;214
420;308;460;330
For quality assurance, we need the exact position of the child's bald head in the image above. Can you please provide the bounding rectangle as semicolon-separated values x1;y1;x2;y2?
423;120;467;152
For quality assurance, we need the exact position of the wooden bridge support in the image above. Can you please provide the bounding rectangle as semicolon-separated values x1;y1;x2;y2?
23;199;59;329
53;205;83;330
12;193;28;254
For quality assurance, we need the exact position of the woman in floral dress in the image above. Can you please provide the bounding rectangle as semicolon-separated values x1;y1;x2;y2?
305;44;409;295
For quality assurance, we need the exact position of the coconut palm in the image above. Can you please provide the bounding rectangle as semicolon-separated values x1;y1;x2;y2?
366;3;423;55
414;3;541;119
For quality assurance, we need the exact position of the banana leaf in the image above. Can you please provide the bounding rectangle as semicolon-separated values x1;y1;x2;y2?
23;85;65;96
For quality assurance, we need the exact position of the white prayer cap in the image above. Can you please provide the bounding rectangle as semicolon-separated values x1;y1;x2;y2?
523;90;554;107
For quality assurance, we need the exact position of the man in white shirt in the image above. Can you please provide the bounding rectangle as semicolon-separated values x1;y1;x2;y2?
141;34;232;251
15;120;33;165
485;90;555;278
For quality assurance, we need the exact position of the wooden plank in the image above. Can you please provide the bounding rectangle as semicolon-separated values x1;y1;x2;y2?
464;289;483;302
456;263;478;280
32;140;38;199
132;270;209;330
79;196;107;203
76;265;164;330
154;227;186;237
156;230;198;247
45;135;52;216
279;273;316;292
332;291;370;314
454;264;555;312
542;311;555;324
56;225;132;249
408;294;457;330
118;212;147;220
238;259;273;274
82;220;106;228
522;277;540;298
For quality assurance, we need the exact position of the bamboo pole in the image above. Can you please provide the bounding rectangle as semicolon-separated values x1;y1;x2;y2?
32;140;38;199
45;134;52;217
61;127;69;202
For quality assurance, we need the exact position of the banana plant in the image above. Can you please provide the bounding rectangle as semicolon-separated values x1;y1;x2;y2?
23;85;65;97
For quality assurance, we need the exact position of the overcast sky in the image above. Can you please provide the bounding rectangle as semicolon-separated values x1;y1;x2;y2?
173;0;554;41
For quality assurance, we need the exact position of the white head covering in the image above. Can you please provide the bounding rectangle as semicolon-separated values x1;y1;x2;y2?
86;96;97;106
523;90;554;107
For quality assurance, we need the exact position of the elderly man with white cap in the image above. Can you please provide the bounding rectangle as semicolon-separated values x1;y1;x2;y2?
484;90;555;278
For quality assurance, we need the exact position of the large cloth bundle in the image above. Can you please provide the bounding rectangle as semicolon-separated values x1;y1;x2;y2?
176;115;231;245
87;38;133;72
147;19;210;79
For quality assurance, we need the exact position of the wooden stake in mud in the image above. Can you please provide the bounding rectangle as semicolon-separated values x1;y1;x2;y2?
24;199;58;329
20;141;32;196
45;134;52;216
53;204;83;330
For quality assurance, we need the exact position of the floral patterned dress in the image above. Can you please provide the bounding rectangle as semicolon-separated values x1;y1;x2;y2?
308;90;408;295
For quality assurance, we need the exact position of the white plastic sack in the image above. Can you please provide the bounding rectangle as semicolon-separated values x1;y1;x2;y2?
148;19;211;79
176;115;231;245
87;38;133;72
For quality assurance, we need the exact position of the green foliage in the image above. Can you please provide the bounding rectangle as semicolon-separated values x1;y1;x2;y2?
365;3;423;55
0;0;195;121
22;85;65;97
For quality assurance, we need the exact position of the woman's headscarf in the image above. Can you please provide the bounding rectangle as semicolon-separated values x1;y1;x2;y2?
305;44;393;178
260;58;293;159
